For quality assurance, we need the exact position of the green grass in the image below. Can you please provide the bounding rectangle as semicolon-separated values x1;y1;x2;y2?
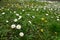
0;1;60;40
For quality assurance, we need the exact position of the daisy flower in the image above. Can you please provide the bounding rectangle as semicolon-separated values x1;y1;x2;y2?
19;32;24;37
14;19;18;22
16;25;21;29
11;24;16;29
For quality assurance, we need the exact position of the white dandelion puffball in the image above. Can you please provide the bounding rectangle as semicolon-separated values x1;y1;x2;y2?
14;19;18;22
18;16;22;20
46;14;49;16
16;25;21;29
2;12;5;15
19;32;24;37
11;24;16;29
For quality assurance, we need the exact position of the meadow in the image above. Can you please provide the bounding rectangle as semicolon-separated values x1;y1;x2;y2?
0;1;60;40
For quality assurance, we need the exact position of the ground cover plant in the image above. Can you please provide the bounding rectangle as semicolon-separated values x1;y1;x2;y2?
0;1;60;40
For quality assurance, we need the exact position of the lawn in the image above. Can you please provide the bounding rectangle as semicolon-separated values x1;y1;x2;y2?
0;1;60;40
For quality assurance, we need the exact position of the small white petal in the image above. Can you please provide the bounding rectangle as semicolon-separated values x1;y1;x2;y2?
19;32;24;37
11;24;16;29
16;25;21;29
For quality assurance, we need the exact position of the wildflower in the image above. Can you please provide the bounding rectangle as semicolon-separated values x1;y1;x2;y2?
11;24;16;29
19;32;24;37
46;14;49;16
44;20;48;23
18;16;22;20
22;9;25;12
40;29;44;32
57;19;59;21
41;18;45;21
14;19;18;22
32;16;35;18
36;8;39;11
2;12;5;15
16;14;19;16
16;25;21;29
26;14;30;16
6;20;9;23
28;21;32;24
14;11;16;13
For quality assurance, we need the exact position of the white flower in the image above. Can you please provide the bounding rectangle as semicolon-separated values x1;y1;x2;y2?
16;25;21;29
19;32;24;37
28;21;32;24
11;24;16;29
36;8;39;11
2;12;5;15
14;19;18;22
18;16;22;20
57;19;59;21
26;14;30;16
14;11;16;13
32;9;35;11
32;16;35;18
16;14;19;16
6;20;9;23
46;14;49;16
51;17;54;18
22;9;25;12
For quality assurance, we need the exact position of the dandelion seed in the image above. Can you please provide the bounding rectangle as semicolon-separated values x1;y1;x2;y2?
16;25;21;29
11;24;16;29
19;32;24;37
